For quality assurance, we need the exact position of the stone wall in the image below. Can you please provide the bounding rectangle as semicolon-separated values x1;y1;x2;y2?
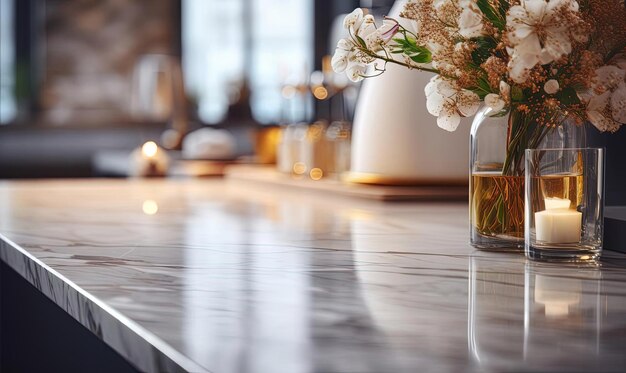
41;0;177;125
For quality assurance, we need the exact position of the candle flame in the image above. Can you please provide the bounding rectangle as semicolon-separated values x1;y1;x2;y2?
142;141;158;158
142;200;159;215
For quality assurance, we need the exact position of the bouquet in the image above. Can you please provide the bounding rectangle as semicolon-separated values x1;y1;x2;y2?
332;0;626;175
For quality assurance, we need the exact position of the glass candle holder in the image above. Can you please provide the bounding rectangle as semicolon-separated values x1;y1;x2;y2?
525;148;604;262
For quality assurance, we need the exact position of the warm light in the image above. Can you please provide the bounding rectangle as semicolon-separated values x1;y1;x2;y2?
142;141;158;158
282;86;296;99
142;200;159;215
293;162;307;175
313;86;328;100
545;197;571;210
309;168;323;180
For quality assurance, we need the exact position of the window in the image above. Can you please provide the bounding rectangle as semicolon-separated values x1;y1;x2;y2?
182;0;313;124
0;0;16;124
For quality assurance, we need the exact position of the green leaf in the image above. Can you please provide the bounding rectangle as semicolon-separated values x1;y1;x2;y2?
391;35;432;63
356;35;367;49
497;0;510;19
511;86;525;102
555;87;581;105
409;49;432;63
496;196;505;225
471;37;498;66
476;0;506;30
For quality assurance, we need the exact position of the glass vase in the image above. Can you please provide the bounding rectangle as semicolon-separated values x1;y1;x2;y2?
469;106;586;251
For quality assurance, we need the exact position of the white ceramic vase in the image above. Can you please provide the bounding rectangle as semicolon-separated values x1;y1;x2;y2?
346;1;470;185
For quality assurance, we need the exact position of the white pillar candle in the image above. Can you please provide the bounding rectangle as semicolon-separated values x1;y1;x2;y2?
535;209;582;243
544;197;571;210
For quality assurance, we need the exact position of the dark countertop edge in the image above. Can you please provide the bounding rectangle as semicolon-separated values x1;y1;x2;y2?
0;233;207;373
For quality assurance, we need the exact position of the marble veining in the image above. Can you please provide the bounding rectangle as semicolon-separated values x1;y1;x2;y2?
1;179;626;372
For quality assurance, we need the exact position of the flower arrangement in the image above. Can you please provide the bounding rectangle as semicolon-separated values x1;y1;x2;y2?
332;0;626;174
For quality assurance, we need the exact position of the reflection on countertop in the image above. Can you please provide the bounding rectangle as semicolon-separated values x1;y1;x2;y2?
469;255;626;372
0;179;626;372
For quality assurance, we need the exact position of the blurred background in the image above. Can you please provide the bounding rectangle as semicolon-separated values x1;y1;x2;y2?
0;0;623;206
0;0;396;178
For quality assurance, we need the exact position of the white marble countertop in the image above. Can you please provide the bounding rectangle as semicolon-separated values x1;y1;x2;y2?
1;179;626;372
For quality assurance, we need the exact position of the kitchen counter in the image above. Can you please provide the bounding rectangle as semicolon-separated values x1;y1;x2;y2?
1;179;626;372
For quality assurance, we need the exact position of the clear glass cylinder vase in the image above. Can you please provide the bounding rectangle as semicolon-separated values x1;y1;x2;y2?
469;106;586;251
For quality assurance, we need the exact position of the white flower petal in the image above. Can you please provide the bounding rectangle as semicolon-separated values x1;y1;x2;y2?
587;110;619;132
508;53;539;83
436;79;457;97
588;91;610;111
458;7;484;38
595;65;626;90
343;8;364;31
424;78;439;97
610;83;626;123
331;51;349;73
358;15;377;38
523;0;547;22
336;38;352;51
346;63;366;82
437;111;461;132
544;79;560;94
499;81;511;97
485;93;505;112
456;90;480;117
426;93;445;116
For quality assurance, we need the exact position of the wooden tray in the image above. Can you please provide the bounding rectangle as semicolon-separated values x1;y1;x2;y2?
225;165;468;201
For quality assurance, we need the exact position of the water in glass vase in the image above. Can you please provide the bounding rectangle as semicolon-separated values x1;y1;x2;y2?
527;173;583;213
471;172;525;250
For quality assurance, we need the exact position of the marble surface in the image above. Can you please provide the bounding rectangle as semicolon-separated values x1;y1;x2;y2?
1;179;626;372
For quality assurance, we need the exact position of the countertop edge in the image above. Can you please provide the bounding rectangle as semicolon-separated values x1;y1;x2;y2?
0;233;207;373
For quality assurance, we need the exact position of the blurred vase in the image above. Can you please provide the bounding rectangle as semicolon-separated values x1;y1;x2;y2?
345;1;470;185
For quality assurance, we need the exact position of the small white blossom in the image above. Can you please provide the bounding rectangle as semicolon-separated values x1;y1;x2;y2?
425;76;480;131
484;81;510;114
343;8;365;33
331;39;353;73
378;19;400;43
506;0;585;83
458;0;485;38
485;94;505;112
582;65;626;132
544;79;560;94
346;62;367;83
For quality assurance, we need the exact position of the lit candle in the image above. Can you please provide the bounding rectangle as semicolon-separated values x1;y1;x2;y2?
129;141;170;177
544;197;571;210
535;206;582;244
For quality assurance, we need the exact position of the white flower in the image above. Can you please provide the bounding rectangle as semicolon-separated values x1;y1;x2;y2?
500;81;511;99
458;0;485;38
343;8;364;33
544;79;560;94
331;39;353;73
425;76;480;131
484;81;510;114
610;83;626;123
333;9;382;81
343;9;377;39
331;38;370;81
485;94;505;112
346;62;367;83
506;0;585;83
583;65;626;132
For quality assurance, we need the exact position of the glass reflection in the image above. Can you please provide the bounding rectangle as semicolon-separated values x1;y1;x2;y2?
523;262;603;367
469;256;615;371
468;255;526;369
